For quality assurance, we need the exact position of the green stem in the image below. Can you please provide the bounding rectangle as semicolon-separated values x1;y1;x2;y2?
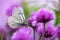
1;32;4;40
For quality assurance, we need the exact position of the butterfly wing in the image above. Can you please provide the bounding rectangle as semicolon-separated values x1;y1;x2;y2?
17;7;25;23
8;16;20;28
12;7;25;23
8;7;25;28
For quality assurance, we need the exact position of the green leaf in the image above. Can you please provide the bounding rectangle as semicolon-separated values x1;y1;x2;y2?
22;2;31;19
22;2;40;19
55;10;60;25
30;6;39;11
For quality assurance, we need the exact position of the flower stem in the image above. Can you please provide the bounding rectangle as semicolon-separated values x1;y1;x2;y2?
41;23;45;40
1;32;4;40
34;29;35;40
46;38;49;40
39;36;41;40
59;38;60;40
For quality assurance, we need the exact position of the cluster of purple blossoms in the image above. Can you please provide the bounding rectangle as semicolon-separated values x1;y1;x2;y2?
36;23;55;38
27;8;56;40
28;8;55;25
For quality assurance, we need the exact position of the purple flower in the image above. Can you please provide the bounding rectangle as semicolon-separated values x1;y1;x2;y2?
56;25;60;38
11;27;34;40
28;8;55;27
27;12;37;27
44;23;55;38
36;8;55;23
36;23;55;38
36;23;44;36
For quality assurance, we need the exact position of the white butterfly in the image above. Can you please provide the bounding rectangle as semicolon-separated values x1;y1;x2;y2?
8;7;25;28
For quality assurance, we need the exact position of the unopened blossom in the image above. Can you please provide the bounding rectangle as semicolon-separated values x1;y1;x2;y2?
36;8;55;23
36;23;55;38
11;27;34;40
